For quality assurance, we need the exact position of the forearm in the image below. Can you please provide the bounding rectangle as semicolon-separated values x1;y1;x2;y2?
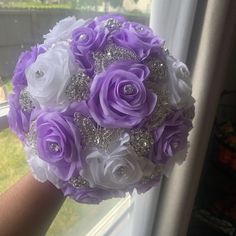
0;173;65;236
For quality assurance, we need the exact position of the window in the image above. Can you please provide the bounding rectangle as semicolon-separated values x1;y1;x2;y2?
0;1;153;235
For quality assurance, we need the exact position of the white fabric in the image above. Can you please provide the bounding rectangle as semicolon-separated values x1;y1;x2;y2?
44;16;85;46
26;43;74;109
81;146;143;189
166;55;195;108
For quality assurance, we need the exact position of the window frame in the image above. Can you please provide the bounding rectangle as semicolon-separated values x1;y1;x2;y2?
0;105;9;132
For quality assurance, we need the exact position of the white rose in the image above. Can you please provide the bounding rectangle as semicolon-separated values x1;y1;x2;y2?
25;145;60;188
25;44;73;108
167;55;195;108
80;146;144;190
44;16;85;46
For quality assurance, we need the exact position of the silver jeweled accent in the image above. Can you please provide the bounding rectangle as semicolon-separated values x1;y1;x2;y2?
69;176;89;188
114;166;128;178
144;83;171;129
105;18;121;31
65;72;90;102
49;143;60;153
25;121;38;155
19;89;35;112
93;43;139;73
145;57;167;81
74;113;123;152
145;103;171;130
164;47;170;55
35;70;44;78
140;164;163;184
79;33;88;42
123;84;135;95
135;26;144;32
129;129;154;157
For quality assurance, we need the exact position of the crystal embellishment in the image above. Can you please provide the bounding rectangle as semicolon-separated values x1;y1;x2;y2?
145;57;167;81
25;121;38;155
123;84;136;95
104;18;121;31
19;89;35;112
35;70;44;79
65;72;90;101
144;83;171;129
130;129;154;157
69;176;89;188
49;143;60;153
79;33;88;42
135;26;144;32
140;165;163;184
74;113;123;152
93;44;139;73
114;166;128;178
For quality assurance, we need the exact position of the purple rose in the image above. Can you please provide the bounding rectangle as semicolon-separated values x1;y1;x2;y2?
71;25;108;76
12;45;45;92
111;22;163;59
8;93;32;141
35;102;87;181
153;110;193;164
88;61;157;128
61;180;125;204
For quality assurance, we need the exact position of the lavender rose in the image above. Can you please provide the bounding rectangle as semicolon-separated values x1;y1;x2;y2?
8;93;33;141
153;110;193;164
88;62;157;128
12;45;45;92
35;102;86;181
71;25;108;76
111;22;163;59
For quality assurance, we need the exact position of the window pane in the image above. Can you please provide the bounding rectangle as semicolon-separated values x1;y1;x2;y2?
0;1;152;235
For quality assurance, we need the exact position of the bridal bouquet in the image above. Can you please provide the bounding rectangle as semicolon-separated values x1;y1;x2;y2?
8;14;195;204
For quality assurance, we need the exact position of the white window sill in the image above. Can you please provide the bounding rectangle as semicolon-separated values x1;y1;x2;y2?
0;103;9;131
86;195;132;236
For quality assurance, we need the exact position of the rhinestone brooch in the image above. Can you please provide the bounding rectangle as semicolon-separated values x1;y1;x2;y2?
19;89;35;112
145;57;167;81
65;72;90;102
93;43;138;73
130;129;154;157
74;112;123;152
104;18;121;31
69;176;89;188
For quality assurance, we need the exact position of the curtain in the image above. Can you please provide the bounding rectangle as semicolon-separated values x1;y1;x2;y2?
130;1;198;235
151;0;236;235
